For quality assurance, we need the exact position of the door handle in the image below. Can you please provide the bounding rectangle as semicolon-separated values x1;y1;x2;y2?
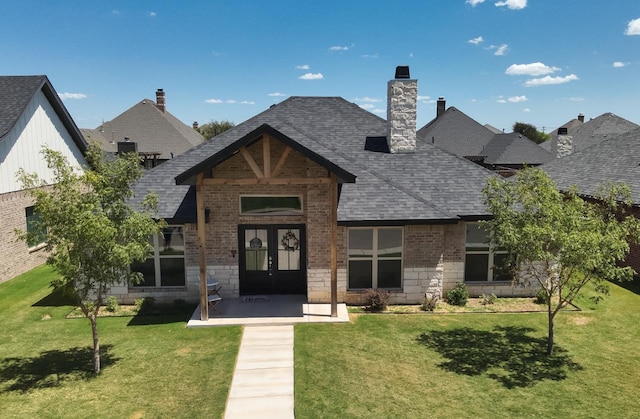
268;256;273;276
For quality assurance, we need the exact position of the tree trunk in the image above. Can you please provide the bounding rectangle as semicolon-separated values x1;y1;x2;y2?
90;315;101;374
547;307;554;355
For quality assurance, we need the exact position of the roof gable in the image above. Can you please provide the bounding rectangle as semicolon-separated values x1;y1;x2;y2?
483;133;554;165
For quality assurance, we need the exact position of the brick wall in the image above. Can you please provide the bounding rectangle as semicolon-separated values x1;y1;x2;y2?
0;190;48;283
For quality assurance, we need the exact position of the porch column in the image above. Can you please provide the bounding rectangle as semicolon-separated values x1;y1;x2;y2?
196;173;208;321
330;173;338;317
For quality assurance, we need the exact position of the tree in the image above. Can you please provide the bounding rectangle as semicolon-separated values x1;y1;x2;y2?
482;167;640;355
17;144;162;373
198;119;235;140
513;122;550;144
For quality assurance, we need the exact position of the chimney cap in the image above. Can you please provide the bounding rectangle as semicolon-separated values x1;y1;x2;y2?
395;66;410;79
557;127;568;135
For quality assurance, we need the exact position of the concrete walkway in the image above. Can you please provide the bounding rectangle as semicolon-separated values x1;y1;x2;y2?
224;325;295;418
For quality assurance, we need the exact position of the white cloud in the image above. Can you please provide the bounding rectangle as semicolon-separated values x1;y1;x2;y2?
409;52;414;58
372;108;385;115
468;36;484;45
417;95;433;103
296;64;309;70
525;74;579;86
354;96;381;103
508;95;528;103
58;92;87;100
205;99;223;104
625;17;640;35
493;44;508;56
211;51;222;56
613;61;626;68
506;62;560;76
495;0;527;10
299;73;324;80
358;104;375;110
240;101;255;105
149;11;156;17
329;45;350;51
523;108;531;112
466;0;486;6
569;97;585;102
361;53;379;59
269;92;286;97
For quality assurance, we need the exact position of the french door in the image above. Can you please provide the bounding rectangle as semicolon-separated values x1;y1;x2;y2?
239;225;307;295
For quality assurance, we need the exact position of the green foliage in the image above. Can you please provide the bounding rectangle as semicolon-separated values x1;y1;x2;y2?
15;143;163;373
513;121;550;144
106;296;119;312
534;288;548;305
446;283;468;306
421;293;439;311
364;288;390;312
481;293;497;305
198;119;235;140
483;167;640;353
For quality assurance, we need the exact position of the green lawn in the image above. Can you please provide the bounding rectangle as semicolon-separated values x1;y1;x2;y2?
0;266;242;418
3;266;640;418
295;281;640;418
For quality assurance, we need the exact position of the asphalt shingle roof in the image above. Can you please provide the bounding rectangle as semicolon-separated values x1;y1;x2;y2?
541;127;640;205
483;133;554;166
131;97;497;223
540;113;639;155
84;98;203;159
0;75;86;152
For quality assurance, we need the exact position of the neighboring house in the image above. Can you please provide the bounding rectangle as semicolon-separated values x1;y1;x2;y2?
541;112;639;157
542;127;640;273
417;98;552;175
82;89;203;168
0;75;87;283
111;67;536;319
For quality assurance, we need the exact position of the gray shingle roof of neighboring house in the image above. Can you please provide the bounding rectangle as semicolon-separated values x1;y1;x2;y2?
83;97;203;160
131;96;497;223
541;127;640;205
0;75;87;152
483;133;554;166
417;106;496;157
540;113;639;155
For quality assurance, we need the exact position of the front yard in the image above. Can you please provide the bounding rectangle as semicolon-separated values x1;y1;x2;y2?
1;266;639;418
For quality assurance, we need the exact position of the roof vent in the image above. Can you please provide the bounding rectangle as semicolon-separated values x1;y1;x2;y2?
557;127;568;135
395;66;410;79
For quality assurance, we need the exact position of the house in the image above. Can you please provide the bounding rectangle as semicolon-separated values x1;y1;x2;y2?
0;75;87;283
82;89;203;168
111;67;537;319
541;112;639;157
542;127;640;273
417;97;552;175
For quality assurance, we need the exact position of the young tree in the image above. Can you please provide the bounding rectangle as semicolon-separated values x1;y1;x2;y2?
198;119;235;140
17;144;162;373
483;168;640;355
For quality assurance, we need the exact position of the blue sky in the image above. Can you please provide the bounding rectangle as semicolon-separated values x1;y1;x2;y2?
2;0;639;133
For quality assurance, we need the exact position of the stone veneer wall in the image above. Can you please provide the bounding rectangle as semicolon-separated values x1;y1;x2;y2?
0;190;48;283
387;78;417;154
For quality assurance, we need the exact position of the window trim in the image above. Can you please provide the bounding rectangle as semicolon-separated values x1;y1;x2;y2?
25;206;46;250
347;226;404;290
239;195;303;216
464;222;511;283
131;225;186;288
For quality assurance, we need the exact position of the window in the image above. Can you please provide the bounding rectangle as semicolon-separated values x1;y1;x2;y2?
348;227;403;289
25;206;46;248
240;196;302;215
464;223;512;282
131;226;185;287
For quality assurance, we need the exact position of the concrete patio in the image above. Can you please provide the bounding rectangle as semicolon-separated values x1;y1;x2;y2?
186;295;350;327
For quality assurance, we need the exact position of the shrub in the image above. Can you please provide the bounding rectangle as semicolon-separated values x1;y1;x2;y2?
446;283;468;306
481;293;497;305
106;296;119;312
534;288;549;305
421;293;439;311
364;289;390;312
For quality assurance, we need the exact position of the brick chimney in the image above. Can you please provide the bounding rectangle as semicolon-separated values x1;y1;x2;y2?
193;121;199;130
387;66;417;154
577;113;585;123
156;88;166;113
437;97;446;118
556;127;573;158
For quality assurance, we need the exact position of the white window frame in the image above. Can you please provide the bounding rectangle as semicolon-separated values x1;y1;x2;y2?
132;225;186;288
347;226;404;290
464;222;511;282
